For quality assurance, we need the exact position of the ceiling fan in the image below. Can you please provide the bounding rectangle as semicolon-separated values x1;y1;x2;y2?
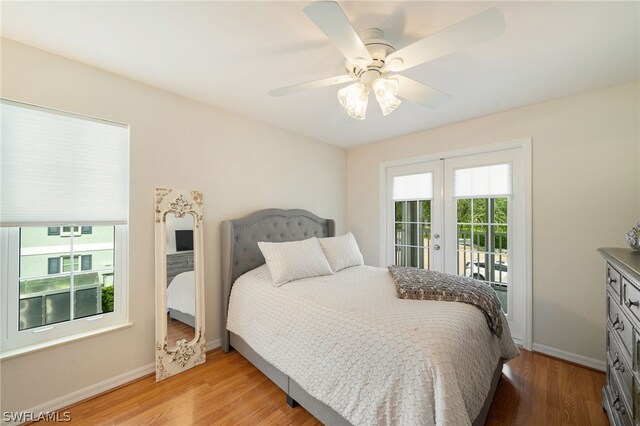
269;2;505;120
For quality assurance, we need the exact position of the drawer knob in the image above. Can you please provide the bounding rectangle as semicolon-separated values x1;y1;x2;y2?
613;397;626;414
615;363;625;373
608;277;618;285
614;321;625;331
612;392;620;405
612;314;620;326
625;299;639;308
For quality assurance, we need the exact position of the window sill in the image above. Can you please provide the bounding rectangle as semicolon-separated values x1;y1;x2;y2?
0;322;134;361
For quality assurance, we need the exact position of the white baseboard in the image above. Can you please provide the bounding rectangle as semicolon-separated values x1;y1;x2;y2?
532;343;606;371
2;363;155;426
5;339;223;426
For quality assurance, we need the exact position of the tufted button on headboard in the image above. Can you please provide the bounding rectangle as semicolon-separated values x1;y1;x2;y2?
220;208;335;352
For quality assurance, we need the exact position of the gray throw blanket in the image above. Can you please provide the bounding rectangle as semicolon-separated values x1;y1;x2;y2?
388;265;504;338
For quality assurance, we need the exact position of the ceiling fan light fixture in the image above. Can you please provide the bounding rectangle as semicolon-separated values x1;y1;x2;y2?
338;82;369;120
373;77;401;116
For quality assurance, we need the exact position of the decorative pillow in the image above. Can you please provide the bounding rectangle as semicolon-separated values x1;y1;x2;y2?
318;232;364;272
257;238;333;286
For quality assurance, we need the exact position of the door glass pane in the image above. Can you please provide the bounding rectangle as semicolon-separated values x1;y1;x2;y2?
456;197;509;313
394;201;432;269
472;198;487;223
420;200;431;223
494;198;508;224
406;223;418;246
472;225;488;252
395;222;407;245
395;201;405;222
407;201;418;222
457;199;471;223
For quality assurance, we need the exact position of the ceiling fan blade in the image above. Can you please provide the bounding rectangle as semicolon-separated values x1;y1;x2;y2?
303;1;373;67
384;8;505;72
391;75;451;109
269;74;356;97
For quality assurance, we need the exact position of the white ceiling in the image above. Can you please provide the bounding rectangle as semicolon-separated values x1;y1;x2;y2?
2;1;638;148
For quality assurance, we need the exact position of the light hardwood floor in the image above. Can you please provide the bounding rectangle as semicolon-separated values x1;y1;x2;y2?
57;349;607;425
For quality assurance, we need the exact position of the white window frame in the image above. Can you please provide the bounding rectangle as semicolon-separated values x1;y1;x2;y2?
379;138;532;350
0;225;129;358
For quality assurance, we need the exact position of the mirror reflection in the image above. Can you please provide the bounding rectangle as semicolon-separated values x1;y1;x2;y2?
165;212;196;349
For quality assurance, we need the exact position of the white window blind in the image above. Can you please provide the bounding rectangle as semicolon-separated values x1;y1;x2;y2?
1;99;129;226
454;163;511;198
392;173;433;200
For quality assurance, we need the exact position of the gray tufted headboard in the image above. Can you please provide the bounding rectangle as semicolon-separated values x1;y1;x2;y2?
220;208;335;352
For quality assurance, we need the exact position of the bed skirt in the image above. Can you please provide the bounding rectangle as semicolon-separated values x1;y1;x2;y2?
229;332;503;426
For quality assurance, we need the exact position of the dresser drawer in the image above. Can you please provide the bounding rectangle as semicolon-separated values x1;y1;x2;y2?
608;263;622;297
606;370;633;426
608;335;633;409
622;276;640;322
608;292;634;360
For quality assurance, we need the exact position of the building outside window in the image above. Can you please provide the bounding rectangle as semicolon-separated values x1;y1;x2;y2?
19;227;114;330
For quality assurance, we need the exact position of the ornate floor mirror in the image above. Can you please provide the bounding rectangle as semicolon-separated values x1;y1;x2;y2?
154;188;206;381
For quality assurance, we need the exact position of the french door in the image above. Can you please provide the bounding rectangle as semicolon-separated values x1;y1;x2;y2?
383;143;530;346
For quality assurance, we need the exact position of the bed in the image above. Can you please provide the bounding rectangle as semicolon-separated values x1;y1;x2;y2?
221;208;518;425
167;252;195;328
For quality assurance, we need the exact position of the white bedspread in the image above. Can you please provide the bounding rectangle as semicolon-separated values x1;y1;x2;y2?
227;265;519;426
167;271;195;317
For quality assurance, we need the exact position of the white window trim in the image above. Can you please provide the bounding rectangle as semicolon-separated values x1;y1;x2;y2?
0;225;130;358
378;137;532;350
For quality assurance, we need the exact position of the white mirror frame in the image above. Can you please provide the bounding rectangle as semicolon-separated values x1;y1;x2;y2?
154;188;206;381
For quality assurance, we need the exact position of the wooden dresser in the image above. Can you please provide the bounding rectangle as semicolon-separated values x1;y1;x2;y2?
599;247;640;425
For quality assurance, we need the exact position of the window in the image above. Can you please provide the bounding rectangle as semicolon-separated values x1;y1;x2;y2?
19;228;114;331
81;255;92;271
47;257;61;275
1;99;129;356
61;226;80;237
62;255;79;273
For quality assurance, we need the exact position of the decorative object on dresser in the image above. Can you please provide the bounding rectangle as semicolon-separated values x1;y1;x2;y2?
599;247;640;425
154;188;206;381
626;223;640;251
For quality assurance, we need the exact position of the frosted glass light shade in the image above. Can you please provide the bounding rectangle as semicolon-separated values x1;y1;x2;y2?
393;173;433;200
1;99;129;226
338;83;369;120
454;163;512;198
373;78;401;116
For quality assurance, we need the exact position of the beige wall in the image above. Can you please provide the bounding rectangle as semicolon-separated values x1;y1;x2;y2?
0;39;346;412
347;80;640;362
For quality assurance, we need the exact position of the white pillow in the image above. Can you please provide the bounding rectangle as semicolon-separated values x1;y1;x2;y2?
257;237;333;286
318;232;364;272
